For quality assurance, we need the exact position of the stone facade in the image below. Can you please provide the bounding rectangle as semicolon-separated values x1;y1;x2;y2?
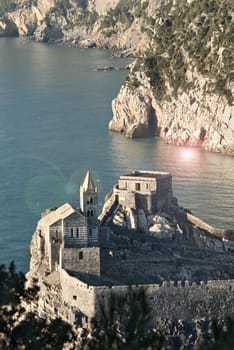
36;171;100;273
80;170;98;226
61;247;101;276
113;170;173;214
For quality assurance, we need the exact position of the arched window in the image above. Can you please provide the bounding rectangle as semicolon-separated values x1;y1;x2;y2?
87;210;90;216
90;197;93;204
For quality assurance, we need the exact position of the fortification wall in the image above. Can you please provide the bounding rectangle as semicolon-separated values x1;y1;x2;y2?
187;213;225;238
92;280;234;321
171;204;234;242
60;269;96;318
47;269;234;325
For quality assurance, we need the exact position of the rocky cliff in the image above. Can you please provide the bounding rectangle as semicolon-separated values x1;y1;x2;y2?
110;0;234;155
110;66;234;155
1;0;233;155
0;0;151;53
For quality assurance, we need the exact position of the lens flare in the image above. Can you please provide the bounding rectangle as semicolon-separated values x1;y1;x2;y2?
182;148;193;160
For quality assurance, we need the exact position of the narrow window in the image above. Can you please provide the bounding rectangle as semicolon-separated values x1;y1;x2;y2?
91;210;93;216
90;197;93;204
79;251;83;260
146;183;149;190
71;228;73;238
135;183;141;191
76;228;79;238
87;210;90;216
89;228;92;236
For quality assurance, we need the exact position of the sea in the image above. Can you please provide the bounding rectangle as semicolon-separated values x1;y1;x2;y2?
0;38;233;272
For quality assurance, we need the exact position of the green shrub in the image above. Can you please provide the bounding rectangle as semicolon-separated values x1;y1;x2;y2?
134;0;233;103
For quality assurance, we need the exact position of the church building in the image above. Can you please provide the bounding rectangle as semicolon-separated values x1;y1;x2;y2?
35;170;101;276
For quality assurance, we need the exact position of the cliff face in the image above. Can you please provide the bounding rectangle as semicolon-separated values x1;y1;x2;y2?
0;0;55;36
110;68;234;155
1;0;233;155
110;0;234;156
0;0;151;53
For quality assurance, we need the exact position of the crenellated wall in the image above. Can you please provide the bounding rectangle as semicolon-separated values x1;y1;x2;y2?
58;269;234;323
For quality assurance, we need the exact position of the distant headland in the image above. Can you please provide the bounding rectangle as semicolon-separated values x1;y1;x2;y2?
0;0;233;156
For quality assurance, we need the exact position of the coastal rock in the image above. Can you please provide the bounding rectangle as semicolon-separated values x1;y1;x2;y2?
0;0;150;56
1;0;233;156
0;18;19;36
5;0;55;36
110;83;158;138
110;69;234;155
34;22;63;42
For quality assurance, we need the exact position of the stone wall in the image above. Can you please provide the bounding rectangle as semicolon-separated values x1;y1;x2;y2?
60;269;96;319
57;268;234;324
63;213;88;247
61;247;101;276
93;279;234;322
186;212;234;241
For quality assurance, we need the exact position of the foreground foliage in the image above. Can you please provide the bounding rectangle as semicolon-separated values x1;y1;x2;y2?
1;262;234;349
0;262;74;349
84;287;164;350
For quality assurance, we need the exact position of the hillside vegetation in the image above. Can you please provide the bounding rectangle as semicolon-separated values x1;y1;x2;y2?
126;0;233;105
0;0;17;16
1;0;233;153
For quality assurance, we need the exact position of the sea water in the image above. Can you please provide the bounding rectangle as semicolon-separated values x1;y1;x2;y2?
0;38;233;271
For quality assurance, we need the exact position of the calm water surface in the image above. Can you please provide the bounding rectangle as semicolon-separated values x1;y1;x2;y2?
0;38;233;271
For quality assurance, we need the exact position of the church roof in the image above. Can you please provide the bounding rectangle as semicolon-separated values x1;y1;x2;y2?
81;170;96;191
40;203;82;226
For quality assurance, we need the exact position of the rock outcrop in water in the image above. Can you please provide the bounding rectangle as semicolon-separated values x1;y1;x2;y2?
110;67;234;155
0;0;233;156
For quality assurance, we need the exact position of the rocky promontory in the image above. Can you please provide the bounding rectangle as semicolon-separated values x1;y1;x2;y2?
1;0;233;156
109;67;234;155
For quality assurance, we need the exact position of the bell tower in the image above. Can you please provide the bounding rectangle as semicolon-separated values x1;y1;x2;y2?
80;170;98;224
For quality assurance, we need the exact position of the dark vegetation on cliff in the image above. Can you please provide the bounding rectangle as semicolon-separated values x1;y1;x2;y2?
47;0;98;29
128;0;233;105
1;0;233;107
0;0;17;16
100;0;148;36
0;262;74;349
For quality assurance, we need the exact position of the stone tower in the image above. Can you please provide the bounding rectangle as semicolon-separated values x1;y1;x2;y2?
80;170;98;224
